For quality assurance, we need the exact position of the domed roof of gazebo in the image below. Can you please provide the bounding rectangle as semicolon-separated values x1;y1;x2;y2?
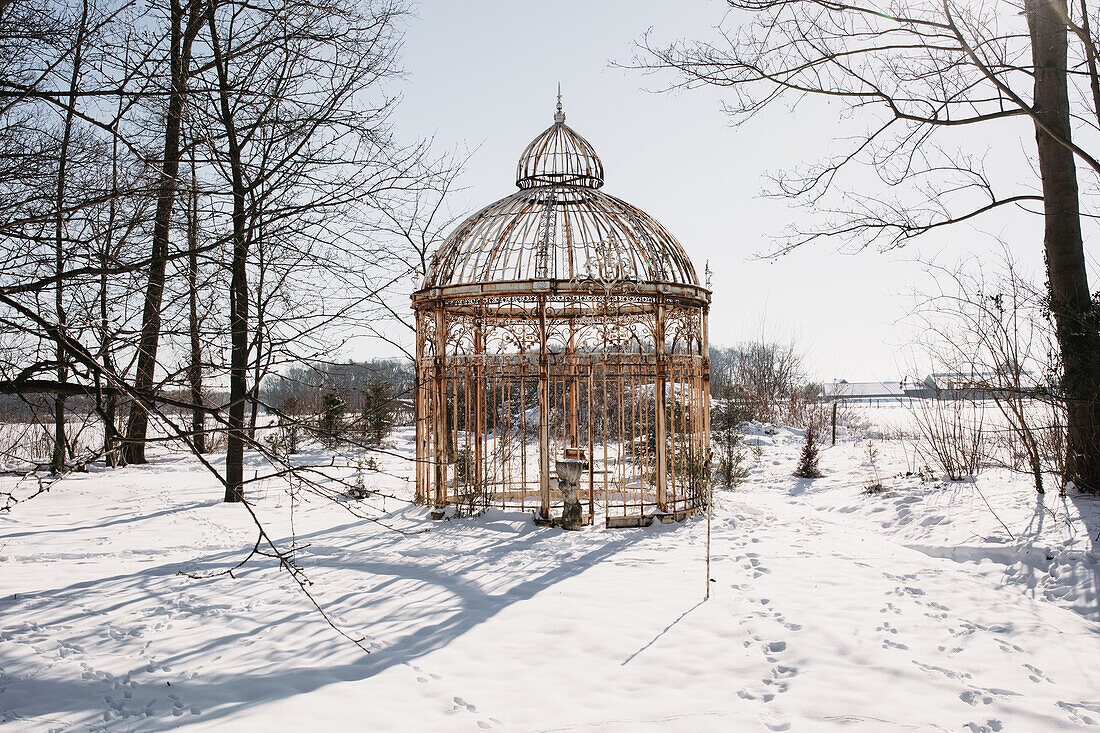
419;97;704;297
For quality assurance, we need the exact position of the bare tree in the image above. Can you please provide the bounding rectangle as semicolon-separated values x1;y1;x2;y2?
0;0;441;649
356;154;467;358
192;0;433;501
184;151;207;453
637;0;1100;492
122;0;204;464
912;250;1067;492
709;339;810;424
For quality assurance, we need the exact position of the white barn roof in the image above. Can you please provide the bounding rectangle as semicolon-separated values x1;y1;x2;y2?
823;380;907;399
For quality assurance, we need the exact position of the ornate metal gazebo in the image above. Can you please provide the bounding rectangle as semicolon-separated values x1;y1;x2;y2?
412;97;711;527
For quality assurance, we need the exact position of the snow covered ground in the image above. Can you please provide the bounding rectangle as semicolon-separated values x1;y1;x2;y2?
2;408;1100;731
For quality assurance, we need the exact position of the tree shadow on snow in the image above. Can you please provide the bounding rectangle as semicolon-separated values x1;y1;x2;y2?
787;476;816;496
0;500;220;540
1066;489;1100;620
0;510;656;728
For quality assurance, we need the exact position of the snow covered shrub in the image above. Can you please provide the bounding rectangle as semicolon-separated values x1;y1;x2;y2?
277;397;304;454
842;410;875;440
675;449;710;506
25;424;53;464
264;421;302;456
359;379;395;447
994;394;1070;495
907;252;1070;493
750;439;764;461
452;447;493;517
317;390;348;447
908;398;986;481
794;424;823;478
453;446;475;485
711;390;750;488
347;457;379;499
863;441;884;493
714;437;748;489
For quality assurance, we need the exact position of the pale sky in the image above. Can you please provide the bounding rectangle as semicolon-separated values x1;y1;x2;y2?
379;0;1092;382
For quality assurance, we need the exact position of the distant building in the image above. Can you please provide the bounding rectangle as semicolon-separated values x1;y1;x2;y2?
923;371;1034;400
822;379;921;402
824;371;1038;403
923;372;994;392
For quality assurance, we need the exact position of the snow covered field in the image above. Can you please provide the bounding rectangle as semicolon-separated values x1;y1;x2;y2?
3;408;1100;731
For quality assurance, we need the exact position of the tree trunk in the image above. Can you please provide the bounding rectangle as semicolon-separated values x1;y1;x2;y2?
1027;0;1100;492
248;326;261;441
225;133;248;505
100;242;119;467
248;220;264;442
123;0;200;464
50;0;89;474
207;0;248;502
187;160;206;454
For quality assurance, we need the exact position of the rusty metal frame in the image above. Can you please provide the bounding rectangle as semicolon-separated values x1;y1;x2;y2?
412;98;711;527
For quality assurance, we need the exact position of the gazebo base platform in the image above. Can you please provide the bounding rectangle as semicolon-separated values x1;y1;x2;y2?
659;506;700;523
533;512;596;528
429;505;699;526
605;507;699;528
605;514;655;529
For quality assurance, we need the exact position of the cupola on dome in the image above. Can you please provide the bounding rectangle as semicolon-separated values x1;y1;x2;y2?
515;97;604;189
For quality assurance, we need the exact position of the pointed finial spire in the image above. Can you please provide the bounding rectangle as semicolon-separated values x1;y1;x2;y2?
554;83;565;124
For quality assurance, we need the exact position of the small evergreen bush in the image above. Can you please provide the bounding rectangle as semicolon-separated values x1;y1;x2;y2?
794;423;822;478
318;390;347;446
